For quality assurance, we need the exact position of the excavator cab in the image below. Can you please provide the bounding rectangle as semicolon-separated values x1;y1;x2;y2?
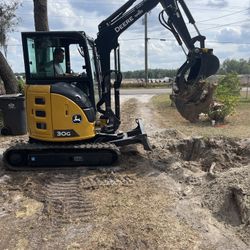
21;31;100;142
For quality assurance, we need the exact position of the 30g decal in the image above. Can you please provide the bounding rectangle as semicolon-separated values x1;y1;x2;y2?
54;130;79;137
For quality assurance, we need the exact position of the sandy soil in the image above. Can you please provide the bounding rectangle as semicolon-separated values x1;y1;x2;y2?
0;95;249;249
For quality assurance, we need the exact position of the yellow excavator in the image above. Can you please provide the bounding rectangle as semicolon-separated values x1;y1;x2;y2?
3;0;219;169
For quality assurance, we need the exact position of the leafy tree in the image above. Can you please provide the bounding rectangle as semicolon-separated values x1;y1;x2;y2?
122;69;177;79
0;1;20;57
219;58;250;74
0;1;21;94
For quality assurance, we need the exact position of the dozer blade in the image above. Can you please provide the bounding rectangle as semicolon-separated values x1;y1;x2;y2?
3;143;120;170
173;49;220;122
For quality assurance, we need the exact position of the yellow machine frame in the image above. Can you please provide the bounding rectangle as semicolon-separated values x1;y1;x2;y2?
26;85;96;142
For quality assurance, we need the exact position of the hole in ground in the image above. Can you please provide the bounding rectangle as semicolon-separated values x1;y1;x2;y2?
167;137;247;172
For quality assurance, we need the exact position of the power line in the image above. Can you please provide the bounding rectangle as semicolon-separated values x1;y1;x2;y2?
120;37;250;45
16;5;250;29
200;18;250;31
19;0;250;13
197;7;250;23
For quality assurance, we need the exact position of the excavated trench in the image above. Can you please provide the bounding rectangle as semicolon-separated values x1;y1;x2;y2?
147;126;249;172
120;96;250;246
154;136;248;172
148;129;250;246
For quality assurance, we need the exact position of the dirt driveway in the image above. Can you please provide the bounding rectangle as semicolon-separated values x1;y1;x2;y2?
0;95;249;249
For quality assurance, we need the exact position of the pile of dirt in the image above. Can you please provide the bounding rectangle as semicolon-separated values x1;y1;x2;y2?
150;130;249;173
149;129;250;246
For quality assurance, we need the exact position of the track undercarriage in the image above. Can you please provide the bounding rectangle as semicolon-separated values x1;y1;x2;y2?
3;143;120;170
3;119;151;170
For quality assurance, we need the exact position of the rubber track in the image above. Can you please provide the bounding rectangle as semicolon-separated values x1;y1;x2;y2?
3;142;120;170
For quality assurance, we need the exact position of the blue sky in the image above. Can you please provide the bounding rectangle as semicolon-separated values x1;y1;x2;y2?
3;0;250;73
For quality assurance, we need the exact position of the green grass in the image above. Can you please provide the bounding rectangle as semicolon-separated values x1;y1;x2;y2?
120;82;170;89
151;94;172;110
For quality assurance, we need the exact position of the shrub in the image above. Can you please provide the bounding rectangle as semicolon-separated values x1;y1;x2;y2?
208;73;241;122
18;78;25;94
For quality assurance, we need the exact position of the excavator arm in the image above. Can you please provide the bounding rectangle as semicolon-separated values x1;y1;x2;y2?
95;0;160;133
159;0;220;122
95;0;220;128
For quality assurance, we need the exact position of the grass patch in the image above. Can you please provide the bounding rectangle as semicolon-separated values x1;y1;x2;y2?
151;93;250;138
240;96;250;104
151;94;172;110
120;82;170;89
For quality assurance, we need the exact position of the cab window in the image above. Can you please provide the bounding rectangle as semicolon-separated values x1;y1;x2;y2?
87;41;101;104
25;35;86;79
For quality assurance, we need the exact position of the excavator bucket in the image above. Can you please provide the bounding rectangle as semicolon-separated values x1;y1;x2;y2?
172;49;220;122
187;50;220;83
171;82;216;122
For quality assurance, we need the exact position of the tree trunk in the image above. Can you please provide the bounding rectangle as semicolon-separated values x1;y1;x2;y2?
0;51;18;94
33;0;49;31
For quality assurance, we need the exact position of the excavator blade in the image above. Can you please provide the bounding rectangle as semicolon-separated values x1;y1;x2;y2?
173;49;220;122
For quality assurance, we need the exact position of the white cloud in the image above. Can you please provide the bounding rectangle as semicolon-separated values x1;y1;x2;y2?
207;0;229;8
216;28;241;43
3;0;250;73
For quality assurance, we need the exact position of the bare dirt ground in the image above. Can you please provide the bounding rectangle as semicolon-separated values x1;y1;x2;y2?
0;95;249;250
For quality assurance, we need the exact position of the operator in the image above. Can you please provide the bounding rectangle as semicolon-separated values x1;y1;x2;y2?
53;48;65;75
45;48;65;76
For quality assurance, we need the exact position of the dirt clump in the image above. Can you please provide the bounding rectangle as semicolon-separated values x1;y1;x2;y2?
150;133;248;173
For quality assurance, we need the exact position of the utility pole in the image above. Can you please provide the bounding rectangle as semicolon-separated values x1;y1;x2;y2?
144;13;148;85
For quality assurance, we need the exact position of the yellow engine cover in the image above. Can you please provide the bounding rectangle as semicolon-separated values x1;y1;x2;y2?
26;85;96;142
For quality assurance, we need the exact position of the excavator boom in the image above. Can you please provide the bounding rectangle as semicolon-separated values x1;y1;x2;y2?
96;0;220;123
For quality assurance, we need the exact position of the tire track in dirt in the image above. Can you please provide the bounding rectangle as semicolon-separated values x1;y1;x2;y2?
80;174;135;189
0;207;8;218
43;173;94;227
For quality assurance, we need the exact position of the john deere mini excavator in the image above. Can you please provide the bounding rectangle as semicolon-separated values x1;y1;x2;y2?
3;0;219;169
